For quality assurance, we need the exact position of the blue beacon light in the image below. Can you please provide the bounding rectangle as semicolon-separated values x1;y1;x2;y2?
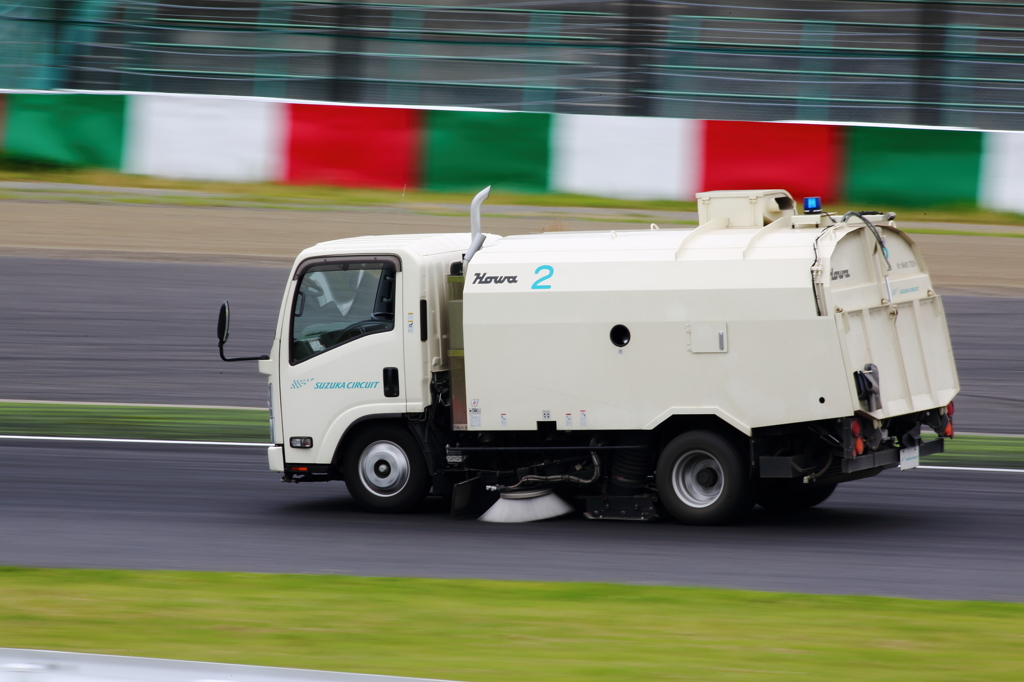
803;197;822;214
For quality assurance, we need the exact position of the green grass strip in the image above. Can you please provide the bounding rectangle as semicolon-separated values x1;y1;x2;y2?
1;568;1022;681
1;404;1022;470
6;161;1024;224
902;228;1024;239
0;161;699;212
925;434;1024;469
0;402;268;442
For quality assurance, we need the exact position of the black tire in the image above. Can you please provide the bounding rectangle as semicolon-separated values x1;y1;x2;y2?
757;482;837;513
655;430;755;525
342;425;429;513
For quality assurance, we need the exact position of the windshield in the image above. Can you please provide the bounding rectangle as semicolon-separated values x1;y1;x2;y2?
290;261;396;363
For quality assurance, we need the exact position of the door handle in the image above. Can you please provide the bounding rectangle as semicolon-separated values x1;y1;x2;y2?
383;367;400;398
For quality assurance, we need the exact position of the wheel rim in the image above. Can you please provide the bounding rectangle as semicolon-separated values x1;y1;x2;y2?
671;449;724;508
357;440;411;498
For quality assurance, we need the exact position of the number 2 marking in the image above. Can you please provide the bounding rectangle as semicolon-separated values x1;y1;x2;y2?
532;265;554;289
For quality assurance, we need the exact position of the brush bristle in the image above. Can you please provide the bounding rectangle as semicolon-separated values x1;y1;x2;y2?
478;491;574;523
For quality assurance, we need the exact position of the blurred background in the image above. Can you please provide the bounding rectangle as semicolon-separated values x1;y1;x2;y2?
3;3;1024;655
3;0;1024;130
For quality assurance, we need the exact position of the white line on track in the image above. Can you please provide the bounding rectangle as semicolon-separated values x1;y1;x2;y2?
0;435;269;447
957;432;1024;439
919;465;1024;474
0;399;265;410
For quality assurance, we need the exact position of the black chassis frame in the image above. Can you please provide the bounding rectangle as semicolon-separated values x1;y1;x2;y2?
285;381;948;492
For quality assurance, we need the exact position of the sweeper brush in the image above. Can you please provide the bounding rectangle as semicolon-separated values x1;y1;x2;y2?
478;488;574;523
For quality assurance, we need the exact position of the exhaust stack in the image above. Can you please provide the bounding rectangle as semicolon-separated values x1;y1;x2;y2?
462;185;491;272
447;186;491;432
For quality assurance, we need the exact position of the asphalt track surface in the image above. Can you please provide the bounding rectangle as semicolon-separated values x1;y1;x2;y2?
1;439;1022;601
2;255;1023;601
0;255;1021;433
0;256;285;408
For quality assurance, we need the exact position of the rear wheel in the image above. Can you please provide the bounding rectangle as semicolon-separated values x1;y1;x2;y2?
342;426;429;513
655;430;755;525
757;482;837;512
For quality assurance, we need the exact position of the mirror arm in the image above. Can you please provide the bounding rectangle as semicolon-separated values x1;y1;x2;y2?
217;300;269;362
219;341;269;363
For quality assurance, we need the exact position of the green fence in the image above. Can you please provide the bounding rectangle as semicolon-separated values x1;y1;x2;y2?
4;1;1024;130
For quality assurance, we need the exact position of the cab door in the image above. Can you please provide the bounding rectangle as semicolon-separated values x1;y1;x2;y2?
280;256;405;464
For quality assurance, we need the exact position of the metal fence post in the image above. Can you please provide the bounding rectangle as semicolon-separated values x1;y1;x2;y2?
255;0;291;99
797;21;835;122
913;1;952;127
330;1;364;103
942;24;976;128
621;0;664;117
385;6;423;106
523;11;561;112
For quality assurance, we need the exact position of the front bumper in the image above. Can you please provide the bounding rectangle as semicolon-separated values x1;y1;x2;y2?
268;445;284;472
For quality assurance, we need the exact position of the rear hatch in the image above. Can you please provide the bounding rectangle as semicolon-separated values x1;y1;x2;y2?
814;216;959;418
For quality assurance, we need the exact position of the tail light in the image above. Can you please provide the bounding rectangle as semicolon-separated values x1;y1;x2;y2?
944;422;954;437
844;417;870;458
947;401;955;417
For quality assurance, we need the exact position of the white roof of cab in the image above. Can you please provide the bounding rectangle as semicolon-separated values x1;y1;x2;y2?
297;233;478;262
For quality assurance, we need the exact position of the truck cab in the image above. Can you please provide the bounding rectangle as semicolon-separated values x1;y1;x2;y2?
262;234;476;467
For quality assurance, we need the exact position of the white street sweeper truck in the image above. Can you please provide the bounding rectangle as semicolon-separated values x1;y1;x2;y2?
217;188;958;525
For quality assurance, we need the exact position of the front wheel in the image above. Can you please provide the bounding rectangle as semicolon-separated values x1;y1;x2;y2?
342;426;429;513
655;430;755;525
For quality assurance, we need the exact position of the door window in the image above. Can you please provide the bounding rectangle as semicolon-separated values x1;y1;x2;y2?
290;260;396;364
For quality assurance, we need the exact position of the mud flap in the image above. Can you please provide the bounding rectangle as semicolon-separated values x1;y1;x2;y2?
451;476;498;519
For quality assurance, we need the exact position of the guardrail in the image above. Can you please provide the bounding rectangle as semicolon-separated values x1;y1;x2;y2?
3;90;1023;212
0;649;455;682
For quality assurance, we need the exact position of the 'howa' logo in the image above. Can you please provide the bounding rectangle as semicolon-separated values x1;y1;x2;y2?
830;268;851;281
473;272;518;285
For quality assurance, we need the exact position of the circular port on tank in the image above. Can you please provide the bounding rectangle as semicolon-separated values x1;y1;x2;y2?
610;325;631;347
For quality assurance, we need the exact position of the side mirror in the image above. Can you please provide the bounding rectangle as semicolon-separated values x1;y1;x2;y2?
217;300;269;363
217;301;230;343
